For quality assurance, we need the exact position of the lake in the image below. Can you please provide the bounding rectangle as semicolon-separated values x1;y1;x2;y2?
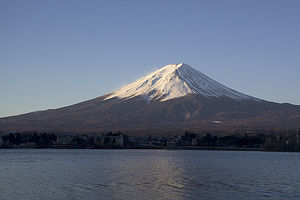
0;149;299;200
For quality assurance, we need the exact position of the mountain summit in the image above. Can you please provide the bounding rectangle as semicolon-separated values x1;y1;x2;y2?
106;63;256;102
0;63;299;136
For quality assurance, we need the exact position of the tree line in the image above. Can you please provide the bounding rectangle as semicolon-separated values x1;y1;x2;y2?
176;129;300;151
1;129;300;151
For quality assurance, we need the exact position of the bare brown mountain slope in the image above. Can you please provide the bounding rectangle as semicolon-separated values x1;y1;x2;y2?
0;94;299;136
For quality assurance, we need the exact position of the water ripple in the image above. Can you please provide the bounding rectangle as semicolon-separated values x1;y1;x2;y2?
0;149;300;200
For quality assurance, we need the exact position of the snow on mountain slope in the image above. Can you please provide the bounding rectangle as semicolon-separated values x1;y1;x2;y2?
105;63;258;102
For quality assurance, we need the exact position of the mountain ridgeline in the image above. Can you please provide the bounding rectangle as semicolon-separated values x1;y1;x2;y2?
1;63;300;136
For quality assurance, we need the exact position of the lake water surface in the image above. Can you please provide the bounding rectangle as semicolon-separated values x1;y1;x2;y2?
0;149;299;200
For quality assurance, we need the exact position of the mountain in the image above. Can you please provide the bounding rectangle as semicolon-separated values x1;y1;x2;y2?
105;63;257;102
0;63;299;136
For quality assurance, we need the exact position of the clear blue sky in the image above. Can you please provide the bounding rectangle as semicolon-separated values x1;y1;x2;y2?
1;0;300;117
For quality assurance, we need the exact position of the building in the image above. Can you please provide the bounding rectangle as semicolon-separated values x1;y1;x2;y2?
94;133;124;147
191;138;198;146
56;135;76;146
94;135;105;146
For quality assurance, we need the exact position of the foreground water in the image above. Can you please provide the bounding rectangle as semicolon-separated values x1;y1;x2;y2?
0;150;299;200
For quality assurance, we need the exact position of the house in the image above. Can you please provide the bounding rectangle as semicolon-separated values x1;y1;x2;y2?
94;135;105;146
167;138;176;146
110;134;124;147
191;138;198;146
56;135;76;146
94;133;124;147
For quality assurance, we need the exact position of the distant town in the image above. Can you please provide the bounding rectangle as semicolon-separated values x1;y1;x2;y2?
1;129;300;151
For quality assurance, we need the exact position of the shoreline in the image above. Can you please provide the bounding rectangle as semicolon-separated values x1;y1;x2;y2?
1;146;299;153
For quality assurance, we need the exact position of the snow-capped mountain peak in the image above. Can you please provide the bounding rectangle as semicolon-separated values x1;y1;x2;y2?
105;63;257;102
